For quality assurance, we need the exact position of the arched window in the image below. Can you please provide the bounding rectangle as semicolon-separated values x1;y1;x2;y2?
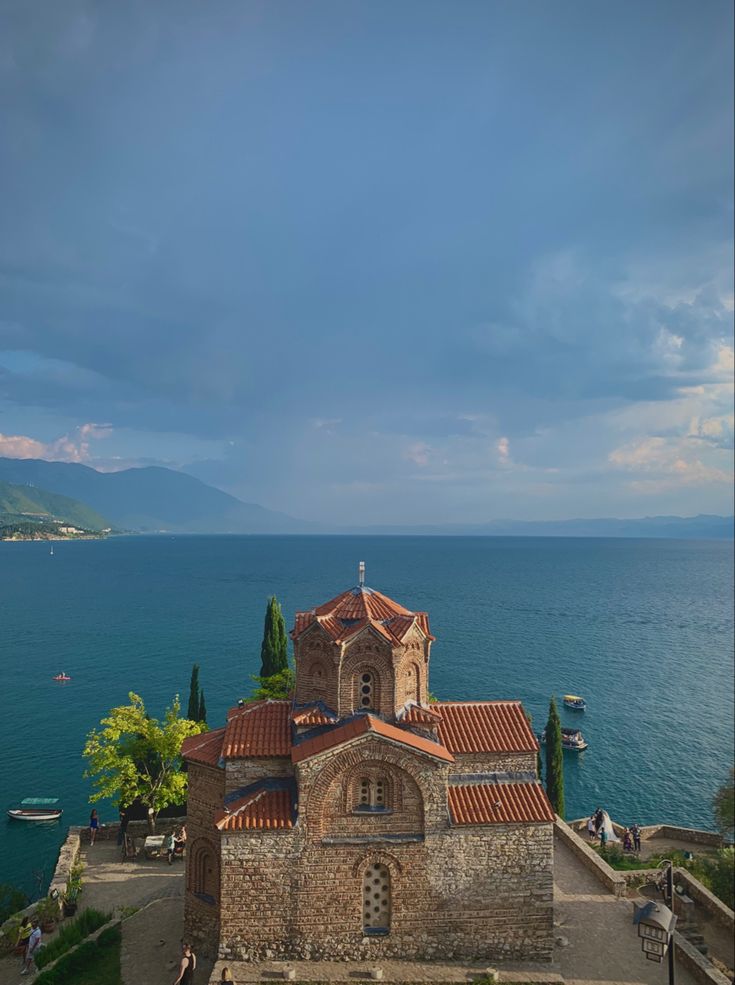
408;663;421;702
189;841;218;905
363;862;391;934
359;672;374;709
354;775;390;812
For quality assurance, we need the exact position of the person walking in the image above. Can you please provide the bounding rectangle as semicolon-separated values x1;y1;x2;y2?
20;918;41;975
89;808;100;846
173;942;196;985
117;806;129;847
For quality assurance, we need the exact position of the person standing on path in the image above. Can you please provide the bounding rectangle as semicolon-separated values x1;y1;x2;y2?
117;806;129;847
631;822;641;852
173;942;196;985
587;814;596;840
20;918;41;975
89;808;100;846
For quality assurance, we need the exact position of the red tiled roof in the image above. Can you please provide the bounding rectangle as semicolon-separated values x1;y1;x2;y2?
292;714;454;764
215;788;294;831
436;702;538;754
448;782;554;825
398;704;443;725
181;727;225;767
222;701;291;758
292;706;338;726
291;585;435;646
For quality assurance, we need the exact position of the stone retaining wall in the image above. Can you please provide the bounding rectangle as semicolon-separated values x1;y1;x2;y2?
553;817;627;897
672;930;731;985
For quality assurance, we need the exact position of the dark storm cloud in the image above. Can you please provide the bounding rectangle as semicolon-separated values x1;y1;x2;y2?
0;0;732;520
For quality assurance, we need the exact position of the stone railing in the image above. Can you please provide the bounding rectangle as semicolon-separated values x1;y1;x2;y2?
553;816;627;896
671;931;731;985
77;817;187;842
640;824;724;848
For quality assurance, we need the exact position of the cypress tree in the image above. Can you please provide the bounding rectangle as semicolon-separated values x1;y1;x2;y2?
545;696;565;817
187;664;200;721
259;596;288;678
198;689;207;725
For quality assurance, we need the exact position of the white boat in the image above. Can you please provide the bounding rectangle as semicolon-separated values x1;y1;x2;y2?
7;798;62;822
8;808;63;822
563;694;586;710
539;727;589;751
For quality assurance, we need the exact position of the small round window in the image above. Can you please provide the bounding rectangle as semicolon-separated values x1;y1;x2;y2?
360;673;374;708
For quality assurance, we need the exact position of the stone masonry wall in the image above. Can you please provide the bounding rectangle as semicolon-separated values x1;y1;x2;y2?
225;756;294;794
217;738;553;963
449;752;537;775
184;761;224;957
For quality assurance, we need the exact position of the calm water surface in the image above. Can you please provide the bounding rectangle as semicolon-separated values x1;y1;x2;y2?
0;535;732;895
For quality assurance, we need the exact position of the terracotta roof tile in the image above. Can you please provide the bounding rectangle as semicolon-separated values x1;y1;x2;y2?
292;705;338;726
436;702;538;754
291;714;454;764
215;788;294;831
398;704;443;725
181;727;225;767
222;701;291;758
291;585;435;646
448;782;554;825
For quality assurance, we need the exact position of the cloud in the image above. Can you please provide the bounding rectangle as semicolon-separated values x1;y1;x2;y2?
608;436;732;489
687;414;734;450
497;436;510;464
405;442;431;467
0;423;112;463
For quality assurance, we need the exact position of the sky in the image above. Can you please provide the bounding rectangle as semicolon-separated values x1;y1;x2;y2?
0;0;733;525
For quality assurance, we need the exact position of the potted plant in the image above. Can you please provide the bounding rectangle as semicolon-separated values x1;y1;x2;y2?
62;865;83;917
35;896;60;933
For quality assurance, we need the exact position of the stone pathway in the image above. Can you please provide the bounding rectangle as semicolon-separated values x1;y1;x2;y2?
79;838;184;912
121;897;214;985
553;831;698;985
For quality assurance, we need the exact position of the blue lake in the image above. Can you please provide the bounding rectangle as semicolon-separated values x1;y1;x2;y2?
1;535;732;896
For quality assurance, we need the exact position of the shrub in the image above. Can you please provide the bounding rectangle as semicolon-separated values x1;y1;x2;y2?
36;908;110;968
35;925;120;985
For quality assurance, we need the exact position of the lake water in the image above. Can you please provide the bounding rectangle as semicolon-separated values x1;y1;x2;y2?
1;535;732;896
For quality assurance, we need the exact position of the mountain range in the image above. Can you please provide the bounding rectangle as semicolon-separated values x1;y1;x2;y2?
0;479;111;531
0;457;731;538
0;458;306;534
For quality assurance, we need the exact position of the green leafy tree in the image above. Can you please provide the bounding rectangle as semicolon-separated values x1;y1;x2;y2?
250;666;295;700
187;664;201;721
713;768;735;841
0;883;28;923
83;692;205;831
198;689;207;725
545;696;565;818
259;595;288;678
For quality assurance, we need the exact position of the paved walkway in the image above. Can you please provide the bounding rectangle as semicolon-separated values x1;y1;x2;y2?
553;831;698;985
79;838;184;912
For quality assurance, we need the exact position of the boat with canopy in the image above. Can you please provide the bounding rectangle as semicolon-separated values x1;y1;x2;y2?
7;798;63;822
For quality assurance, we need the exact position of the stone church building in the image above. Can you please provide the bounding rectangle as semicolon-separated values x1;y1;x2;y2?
182;574;554;963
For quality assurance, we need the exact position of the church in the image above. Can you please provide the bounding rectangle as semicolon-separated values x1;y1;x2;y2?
181;568;555;963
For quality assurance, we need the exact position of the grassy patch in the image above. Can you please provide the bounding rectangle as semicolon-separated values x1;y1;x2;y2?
36;908;111;969
595;845;735;909
35;924;121;985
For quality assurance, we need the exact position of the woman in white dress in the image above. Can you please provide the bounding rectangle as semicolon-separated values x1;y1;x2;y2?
600;810;620;843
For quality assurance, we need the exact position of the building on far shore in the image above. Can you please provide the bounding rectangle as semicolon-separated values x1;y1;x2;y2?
182;570;554;963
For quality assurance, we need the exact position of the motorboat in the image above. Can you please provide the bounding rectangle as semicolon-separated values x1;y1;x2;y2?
8;798;63;822
539;727;588;751
52;673;71;682
563;694;586;710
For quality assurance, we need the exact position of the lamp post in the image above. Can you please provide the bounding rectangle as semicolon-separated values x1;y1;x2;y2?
632;859;677;984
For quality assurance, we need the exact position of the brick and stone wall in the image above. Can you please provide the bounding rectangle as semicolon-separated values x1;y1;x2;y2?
185;761;224;956
215;738;553;963
449;752;537;775
225;757;294;793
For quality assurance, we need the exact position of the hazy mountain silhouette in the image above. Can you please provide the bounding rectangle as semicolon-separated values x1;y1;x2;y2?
0;458;307;533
